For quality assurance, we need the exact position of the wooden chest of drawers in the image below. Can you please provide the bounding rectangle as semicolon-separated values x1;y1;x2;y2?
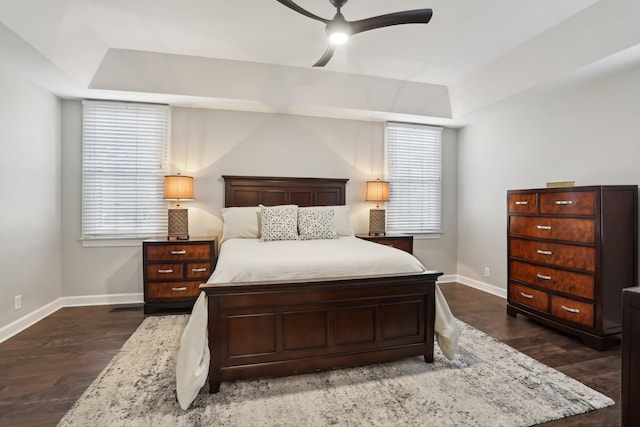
143;237;218;314
507;186;637;350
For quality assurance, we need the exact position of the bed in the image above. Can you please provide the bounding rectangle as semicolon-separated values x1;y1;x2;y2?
195;176;453;396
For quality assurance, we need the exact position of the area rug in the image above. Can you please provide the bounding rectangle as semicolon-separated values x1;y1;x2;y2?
58;315;613;427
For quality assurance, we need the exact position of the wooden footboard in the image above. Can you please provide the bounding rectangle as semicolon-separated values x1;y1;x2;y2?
201;271;441;393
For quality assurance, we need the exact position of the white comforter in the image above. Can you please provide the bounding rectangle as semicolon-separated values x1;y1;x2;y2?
209;236;426;283
176;236;460;410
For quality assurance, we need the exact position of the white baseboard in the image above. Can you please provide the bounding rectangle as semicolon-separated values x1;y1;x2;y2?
0;293;143;344
61;293;143;307
0;298;64;345
436;274;458;284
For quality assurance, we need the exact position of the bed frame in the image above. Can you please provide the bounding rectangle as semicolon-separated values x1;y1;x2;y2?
200;176;442;393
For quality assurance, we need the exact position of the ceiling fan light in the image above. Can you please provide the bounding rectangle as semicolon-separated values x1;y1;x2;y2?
329;31;349;44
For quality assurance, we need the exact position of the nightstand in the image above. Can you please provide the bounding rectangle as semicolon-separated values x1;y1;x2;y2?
356;233;413;254
143;236;218;314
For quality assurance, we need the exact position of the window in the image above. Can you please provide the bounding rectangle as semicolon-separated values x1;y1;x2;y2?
82;100;169;242
385;122;442;234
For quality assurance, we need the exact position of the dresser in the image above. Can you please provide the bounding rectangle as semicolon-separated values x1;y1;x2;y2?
507;186;637;350
356;233;413;254
143;237;218;314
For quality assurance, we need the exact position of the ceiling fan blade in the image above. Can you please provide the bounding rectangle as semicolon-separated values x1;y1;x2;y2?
350;9;432;35
275;0;328;23
313;44;337;67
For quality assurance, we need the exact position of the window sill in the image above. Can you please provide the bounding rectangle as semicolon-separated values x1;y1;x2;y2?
81;238;147;248
413;233;442;240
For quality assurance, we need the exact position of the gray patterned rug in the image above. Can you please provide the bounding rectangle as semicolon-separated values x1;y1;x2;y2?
58;315;613;427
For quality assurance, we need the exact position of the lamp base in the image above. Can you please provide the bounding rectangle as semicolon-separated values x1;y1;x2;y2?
368;208;386;236
167;208;189;240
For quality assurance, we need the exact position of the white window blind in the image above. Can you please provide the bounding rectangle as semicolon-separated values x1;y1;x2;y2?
386;122;442;234
82;100;169;240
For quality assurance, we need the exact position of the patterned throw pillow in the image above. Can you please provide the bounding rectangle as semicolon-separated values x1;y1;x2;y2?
298;207;338;240
259;205;299;241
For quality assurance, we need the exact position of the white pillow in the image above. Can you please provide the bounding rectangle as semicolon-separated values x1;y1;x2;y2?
259;204;299;241
308;205;354;236
221;206;261;242
298;207;339;240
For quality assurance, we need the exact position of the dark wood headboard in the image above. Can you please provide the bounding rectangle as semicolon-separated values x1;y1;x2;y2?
222;176;348;208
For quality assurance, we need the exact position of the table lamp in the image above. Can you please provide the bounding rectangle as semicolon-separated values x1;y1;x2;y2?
365;179;389;236
164;174;194;240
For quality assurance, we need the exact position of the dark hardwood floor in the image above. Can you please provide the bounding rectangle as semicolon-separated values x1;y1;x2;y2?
0;283;621;426
0;305;145;427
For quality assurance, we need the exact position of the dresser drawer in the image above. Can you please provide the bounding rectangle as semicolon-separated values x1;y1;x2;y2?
146;263;184;280
551;295;595;328
509;260;594;299
509;238;595;272
539;191;595;216
510;283;549;312
146;281;202;300
508;193;536;214
186;262;212;279
509;216;595;243
146;243;212;261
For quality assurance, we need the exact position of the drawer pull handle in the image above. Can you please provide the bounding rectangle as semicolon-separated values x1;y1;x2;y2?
157;269;174;274
536;273;552;280
536;225;552;230
554;200;573;205
561;305;581;314
515;201;528;205
536;249;553;255
172;287;187;292
171;250;187;255
191;267;207;272
520;292;534;299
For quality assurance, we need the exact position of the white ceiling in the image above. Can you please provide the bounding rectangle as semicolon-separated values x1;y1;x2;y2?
1;0;639;125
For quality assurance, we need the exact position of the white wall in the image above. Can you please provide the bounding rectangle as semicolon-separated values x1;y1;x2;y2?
457;64;640;292
59;104;459;299
0;63;61;328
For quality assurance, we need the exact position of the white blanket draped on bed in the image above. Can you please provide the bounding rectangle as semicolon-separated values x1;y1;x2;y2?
176;236;460;410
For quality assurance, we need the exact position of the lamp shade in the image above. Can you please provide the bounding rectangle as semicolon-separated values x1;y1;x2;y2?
164;174;194;200
365;180;389;202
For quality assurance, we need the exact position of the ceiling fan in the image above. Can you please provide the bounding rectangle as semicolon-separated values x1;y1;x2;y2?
275;0;433;67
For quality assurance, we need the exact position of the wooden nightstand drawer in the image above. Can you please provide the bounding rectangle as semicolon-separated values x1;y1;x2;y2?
186;262;212;279
146;281;202;300
375;238;412;253
146;243;212;261
146;263;184;280
356;233;413;254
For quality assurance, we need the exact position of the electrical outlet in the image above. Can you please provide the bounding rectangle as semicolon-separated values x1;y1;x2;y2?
483;267;491;277
14;295;22;310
